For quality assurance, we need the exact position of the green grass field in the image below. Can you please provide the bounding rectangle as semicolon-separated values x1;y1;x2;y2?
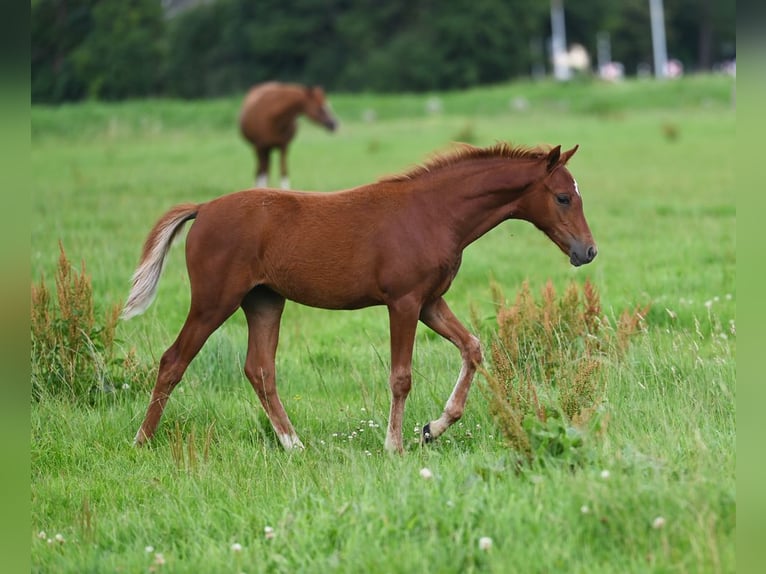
31;76;735;573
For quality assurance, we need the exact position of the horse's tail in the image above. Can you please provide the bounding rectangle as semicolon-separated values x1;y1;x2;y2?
121;203;200;320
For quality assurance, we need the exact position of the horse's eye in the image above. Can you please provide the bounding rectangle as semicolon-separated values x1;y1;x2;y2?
556;194;571;206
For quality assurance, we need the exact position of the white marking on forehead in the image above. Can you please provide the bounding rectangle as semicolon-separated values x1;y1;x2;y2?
574;180;581;196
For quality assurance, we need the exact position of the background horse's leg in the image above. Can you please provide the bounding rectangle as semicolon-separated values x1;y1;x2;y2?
384;299;420;453
255;147;270;188
241;288;304;449
418;297;483;443
134;303;237;445
278;144;290;189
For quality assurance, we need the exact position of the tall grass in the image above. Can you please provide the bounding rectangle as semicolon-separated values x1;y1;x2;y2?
31;77;735;573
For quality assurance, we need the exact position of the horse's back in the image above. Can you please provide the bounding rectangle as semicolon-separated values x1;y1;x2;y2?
184;187;429;309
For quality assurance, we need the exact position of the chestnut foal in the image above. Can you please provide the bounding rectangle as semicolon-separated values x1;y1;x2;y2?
123;143;597;453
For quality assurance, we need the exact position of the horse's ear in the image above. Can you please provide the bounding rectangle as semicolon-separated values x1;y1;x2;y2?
546;145;562;172
560;144;579;164
307;85;325;99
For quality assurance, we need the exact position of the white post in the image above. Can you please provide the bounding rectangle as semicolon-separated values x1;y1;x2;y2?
550;0;570;81
596;31;611;73
649;0;668;78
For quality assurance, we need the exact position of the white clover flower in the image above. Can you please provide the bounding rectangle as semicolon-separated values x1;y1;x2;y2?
231;542;242;552
478;536;493;551
37;530;46;540
652;516;666;529
419;468;433;480
145;545;154;553
600;469;611;480
54;533;65;544
122;383;130;390
580;505;590;514
264;526;275;540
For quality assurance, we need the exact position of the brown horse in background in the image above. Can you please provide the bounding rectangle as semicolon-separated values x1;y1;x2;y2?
122;142;597;453
239;82;338;189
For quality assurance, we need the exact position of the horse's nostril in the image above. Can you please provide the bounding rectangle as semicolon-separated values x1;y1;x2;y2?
587;246;597;261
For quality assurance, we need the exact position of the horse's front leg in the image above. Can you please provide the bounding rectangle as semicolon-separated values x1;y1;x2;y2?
278;144;290;190
419;297;483;443
384;299;421;453
255;147;270;188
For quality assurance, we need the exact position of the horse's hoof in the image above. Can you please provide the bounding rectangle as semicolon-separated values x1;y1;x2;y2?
422;423;434;444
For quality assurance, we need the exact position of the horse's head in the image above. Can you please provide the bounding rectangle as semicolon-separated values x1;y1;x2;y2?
522;145;597;267
304;86;338;132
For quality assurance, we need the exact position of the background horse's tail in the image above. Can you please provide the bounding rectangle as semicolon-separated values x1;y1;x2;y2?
121;203;199;320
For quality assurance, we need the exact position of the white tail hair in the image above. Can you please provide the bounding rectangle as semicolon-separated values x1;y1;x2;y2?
121;204;199;320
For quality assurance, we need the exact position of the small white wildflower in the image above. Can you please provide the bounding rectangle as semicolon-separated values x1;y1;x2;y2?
47;538;53;545
600;469;611;480
652;516;666;529
231;542;242;553
37;530;46;540
478;536;493;551
145;545;154;553
122;383;130;390
361;407;366;412
705;300;713;309
419;468;434;480
264;526;275;540
365;450;372;456
153;553;166;565
54;533;65;544
714;296;720;302
580;505;590;514
725;293;732;300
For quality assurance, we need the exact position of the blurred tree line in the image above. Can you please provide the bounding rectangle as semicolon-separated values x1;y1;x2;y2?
32;0;735;103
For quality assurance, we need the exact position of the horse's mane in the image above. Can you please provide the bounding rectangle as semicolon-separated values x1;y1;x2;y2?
381;142;551;182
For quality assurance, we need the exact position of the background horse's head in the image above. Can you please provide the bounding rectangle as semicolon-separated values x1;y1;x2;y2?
304;86;338;132
522;145;598;267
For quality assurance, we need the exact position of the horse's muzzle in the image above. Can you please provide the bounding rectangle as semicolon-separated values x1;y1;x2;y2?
570;244;598;266
325;119;338;132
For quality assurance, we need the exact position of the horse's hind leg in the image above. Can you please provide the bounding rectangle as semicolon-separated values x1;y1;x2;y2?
134;302;238;445
241;287;303;449
419;297;483;443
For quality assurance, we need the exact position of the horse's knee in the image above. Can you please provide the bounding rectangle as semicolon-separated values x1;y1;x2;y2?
465;335;483;366
389;367;412;398
244;363;272;397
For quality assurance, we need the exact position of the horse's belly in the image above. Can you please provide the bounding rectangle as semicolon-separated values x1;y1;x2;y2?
272;278;380;310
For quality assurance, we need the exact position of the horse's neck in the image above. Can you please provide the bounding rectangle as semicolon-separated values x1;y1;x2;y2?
415;158;544;249
272;91;306;124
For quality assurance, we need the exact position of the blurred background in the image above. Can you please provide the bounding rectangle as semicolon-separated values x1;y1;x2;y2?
31;0;735;103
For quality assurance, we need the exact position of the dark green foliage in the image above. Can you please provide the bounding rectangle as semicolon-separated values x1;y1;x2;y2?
32;0;165;102
31;0;736;103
